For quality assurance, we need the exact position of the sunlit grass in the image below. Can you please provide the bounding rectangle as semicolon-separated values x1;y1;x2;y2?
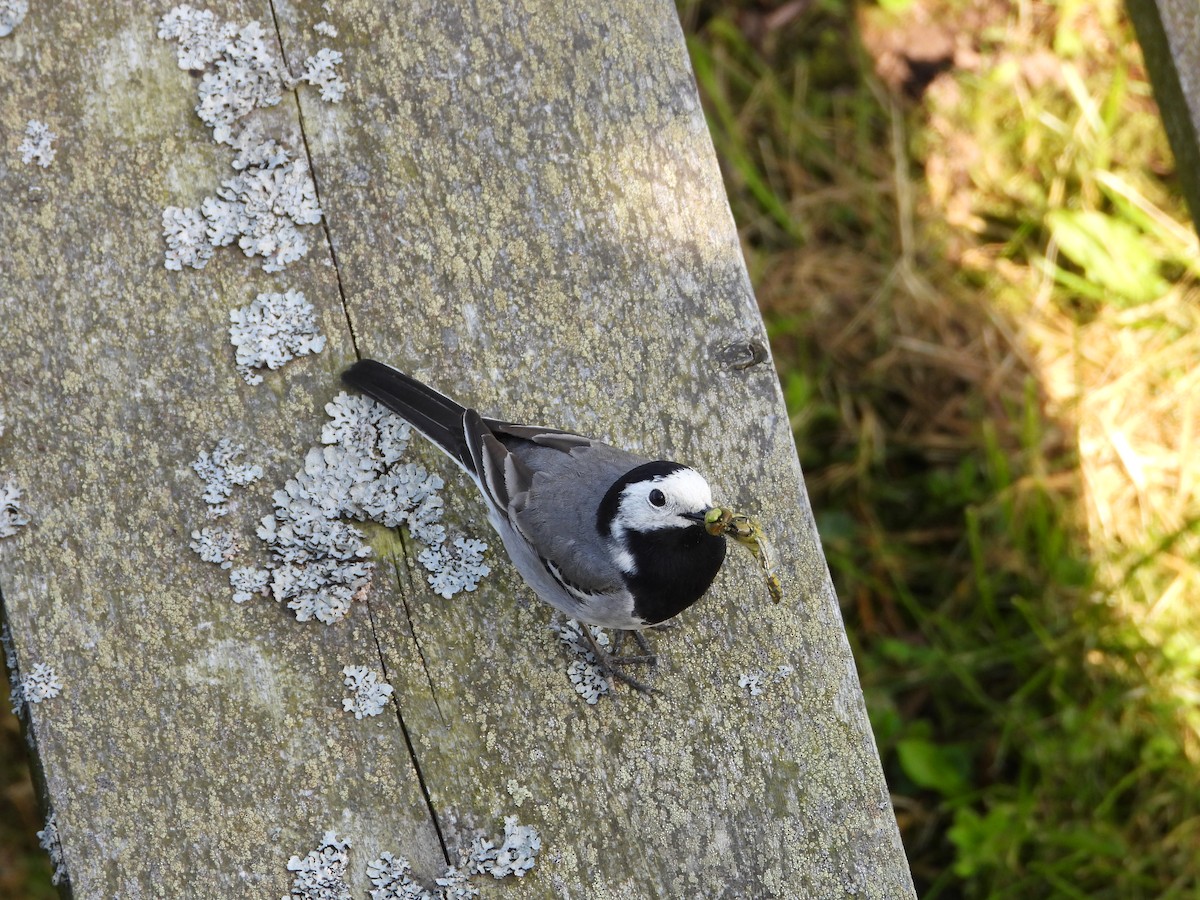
681;0;1200;894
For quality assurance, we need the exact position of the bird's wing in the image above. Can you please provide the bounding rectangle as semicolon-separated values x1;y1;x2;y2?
462;411;537;514
480;420;595;455
462;413;641;597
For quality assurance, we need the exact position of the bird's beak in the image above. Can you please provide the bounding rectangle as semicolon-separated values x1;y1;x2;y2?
681;508;716;524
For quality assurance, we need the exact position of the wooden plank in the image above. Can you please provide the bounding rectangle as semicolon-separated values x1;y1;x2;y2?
0;0;916;896
273;0;914;896
0;3;445;897
1128;0;1200;234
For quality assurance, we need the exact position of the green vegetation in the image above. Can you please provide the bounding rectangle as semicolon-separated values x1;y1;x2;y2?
680;0;1200;894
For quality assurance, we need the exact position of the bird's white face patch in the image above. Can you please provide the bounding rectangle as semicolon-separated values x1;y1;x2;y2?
613;467;715;536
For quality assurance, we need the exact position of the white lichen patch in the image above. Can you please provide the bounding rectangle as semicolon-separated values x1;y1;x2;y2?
200;154;323;272
187;395;491;622
229;289;327;384
190;525;238;568
321;391;412;469
432;867;477;900
366;852;425;899
230;129;290;171
164;148;321;273
159;8;283;144
468;816;542;879
194;20;284;144
300;48;346;102
157;5;345;272
230;393;492;624
193;438;263;516
313;20;337;38
738;672;765;698
21;662;63;704
0;477;29;538
284;831;351;900
18;120;56;168
566;658;612;705
1;624;17;715
162;205;214;271
341;664;393;719
229;565;270;603
368;852;471;900
738;664;795;698
158;4;236;70
368;817;541;899
552;618;613;704
0;0;27;37
417;536;490;600
36;810;67;886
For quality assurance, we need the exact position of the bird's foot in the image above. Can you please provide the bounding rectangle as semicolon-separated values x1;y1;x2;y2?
609;629;657;667
581;627;657;695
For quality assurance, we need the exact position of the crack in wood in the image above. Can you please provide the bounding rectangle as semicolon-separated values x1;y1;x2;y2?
364;554;452;867
265;0;359;349
264;0;447;867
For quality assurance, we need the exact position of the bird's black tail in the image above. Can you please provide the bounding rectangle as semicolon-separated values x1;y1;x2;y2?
342;359;473;471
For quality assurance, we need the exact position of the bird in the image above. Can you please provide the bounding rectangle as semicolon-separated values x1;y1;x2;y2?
341;358;729;688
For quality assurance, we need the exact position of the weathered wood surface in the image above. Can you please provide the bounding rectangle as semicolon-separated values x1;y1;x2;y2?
0;1;915;897
1128;0;1200;234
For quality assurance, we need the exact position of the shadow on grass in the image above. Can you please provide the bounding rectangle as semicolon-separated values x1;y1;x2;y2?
682;0;1200;895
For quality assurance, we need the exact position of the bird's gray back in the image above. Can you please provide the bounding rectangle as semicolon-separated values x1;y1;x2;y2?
507;439;645;594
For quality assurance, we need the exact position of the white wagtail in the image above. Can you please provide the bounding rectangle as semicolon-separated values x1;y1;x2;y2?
342;359;730;688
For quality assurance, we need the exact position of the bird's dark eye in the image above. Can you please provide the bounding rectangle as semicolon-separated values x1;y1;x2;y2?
648;489;667;507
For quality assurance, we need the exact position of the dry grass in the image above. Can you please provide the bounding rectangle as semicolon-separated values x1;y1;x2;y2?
913;0;1200;762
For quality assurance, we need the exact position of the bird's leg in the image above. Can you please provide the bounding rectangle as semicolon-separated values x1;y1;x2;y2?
609;629;657;666
581;627;655;695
